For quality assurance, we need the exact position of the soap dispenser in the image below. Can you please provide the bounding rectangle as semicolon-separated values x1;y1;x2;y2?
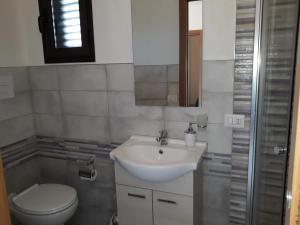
185;123;196;147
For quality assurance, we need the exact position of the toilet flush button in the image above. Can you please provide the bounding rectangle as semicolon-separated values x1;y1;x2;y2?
0;75;14;99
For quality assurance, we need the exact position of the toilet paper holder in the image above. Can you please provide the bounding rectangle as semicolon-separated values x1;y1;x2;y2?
77;158;98;181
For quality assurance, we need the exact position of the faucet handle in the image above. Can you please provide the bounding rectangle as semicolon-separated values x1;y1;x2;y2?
160;129;168;137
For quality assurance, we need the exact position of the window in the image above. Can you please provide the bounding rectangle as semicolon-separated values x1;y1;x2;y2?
38;0;95;63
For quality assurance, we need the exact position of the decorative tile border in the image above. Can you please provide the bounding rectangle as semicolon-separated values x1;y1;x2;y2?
202;152;232;178
230;0;256;224
1;136;114;169
1;136;232;179
0;137;37;169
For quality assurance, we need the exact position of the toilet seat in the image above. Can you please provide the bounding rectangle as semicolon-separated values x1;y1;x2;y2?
12;184;77;215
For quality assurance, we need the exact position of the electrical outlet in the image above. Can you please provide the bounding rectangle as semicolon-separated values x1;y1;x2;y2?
224;114;245;128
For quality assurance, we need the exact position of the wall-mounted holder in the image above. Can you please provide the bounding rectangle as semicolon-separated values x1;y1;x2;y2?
77;158;98;182
190;114;208;129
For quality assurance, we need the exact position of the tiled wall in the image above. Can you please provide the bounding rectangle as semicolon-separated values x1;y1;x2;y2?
134;65;179;106
3;136;232;225
0;68;35;147
229;0;255;224
38;156;116;225
2;137;115;225
0;54;235;225
29;62;234;155
26;62;234;225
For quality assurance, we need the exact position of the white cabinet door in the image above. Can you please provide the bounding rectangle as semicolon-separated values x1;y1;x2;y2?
116;184;153;225
153;191;193;225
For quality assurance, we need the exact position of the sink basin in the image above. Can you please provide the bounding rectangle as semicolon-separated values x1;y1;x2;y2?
110;135;207;182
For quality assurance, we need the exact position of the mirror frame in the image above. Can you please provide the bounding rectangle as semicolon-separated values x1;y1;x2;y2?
180;0;202;107
179;0;188;106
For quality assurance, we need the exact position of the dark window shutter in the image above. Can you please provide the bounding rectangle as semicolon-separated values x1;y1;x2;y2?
38;0;95;63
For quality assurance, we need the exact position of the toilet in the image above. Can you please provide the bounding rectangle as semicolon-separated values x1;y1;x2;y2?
9;183;78;225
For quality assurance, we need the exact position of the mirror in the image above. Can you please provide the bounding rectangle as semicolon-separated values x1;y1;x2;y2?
132;0;203;107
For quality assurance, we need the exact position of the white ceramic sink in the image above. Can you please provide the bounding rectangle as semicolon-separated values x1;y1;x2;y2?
110;135;207;182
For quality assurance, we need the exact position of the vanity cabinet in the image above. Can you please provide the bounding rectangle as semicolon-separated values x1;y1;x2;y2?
116;185;193;225
116;185;153;225
153;191;193;225
115;163;202;225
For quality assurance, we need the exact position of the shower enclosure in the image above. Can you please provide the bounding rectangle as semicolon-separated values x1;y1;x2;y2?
248;0;299;224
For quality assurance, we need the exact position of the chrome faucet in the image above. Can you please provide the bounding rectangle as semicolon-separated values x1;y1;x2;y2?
156;129;168;146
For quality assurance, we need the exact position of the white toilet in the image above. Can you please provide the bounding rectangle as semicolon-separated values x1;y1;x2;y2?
9;183;78;225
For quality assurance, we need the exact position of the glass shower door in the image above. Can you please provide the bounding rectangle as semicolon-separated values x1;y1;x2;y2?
251;0;299;225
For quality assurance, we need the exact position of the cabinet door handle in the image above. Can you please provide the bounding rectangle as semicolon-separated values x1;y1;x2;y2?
128;193;146;199
157;199;177;205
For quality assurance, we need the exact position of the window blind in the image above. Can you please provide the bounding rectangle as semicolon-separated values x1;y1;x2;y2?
51;0;82;48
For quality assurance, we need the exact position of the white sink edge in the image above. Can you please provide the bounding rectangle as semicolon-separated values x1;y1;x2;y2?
110;135;207;182
113;154;198;169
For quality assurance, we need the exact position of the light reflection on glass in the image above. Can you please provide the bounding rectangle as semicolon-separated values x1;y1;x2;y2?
52;0;82;48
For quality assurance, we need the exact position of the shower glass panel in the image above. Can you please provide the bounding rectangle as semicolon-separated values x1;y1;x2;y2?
251;0;299;224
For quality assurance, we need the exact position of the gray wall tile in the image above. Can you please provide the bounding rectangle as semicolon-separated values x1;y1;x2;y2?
61;91;108;117
165;121;189;140
136;99;167;106
134;65;167;82
203;207;229;225
0;93;32;121
0;68;34;147
0;67;30;93
108;92;163;120
135;83;167;100
110;118;164;143
198;124;232;154
1;63;234;156
202;92;233;123
107;64;134;91
165;121;232;154
4;157;41;194
203;60;234;93
63;115;110;143
167;65;179;82
58;65;107;91
35;114;63;137
203;176;230;209
0;115;35;148
164;107;205;122
29;66;59;90
32;91;61;114
168;82;179;95
38;157;67;184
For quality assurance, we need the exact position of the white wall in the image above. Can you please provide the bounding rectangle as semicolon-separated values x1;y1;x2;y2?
132;0;179;65
90;0;133;64
189;1;203;31
0;0;236;66
203;0;236;60
19;0;44;66
0;0;133;67
131;0;235;65
0;0;27;67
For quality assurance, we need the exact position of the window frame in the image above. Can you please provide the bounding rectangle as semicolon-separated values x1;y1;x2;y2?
38;0;95;64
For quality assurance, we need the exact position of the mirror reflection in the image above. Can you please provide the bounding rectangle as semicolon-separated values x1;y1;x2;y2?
132;0;203;107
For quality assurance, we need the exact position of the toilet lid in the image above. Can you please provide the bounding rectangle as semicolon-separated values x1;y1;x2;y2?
13;184;77;215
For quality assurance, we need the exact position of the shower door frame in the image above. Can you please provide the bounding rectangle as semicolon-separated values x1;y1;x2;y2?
285;31;300;224
246;0;263;222
246;0;300;224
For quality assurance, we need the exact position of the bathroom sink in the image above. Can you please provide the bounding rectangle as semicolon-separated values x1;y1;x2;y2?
110;135;207;182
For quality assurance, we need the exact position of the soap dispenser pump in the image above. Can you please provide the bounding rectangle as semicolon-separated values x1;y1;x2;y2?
185;123;196;147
